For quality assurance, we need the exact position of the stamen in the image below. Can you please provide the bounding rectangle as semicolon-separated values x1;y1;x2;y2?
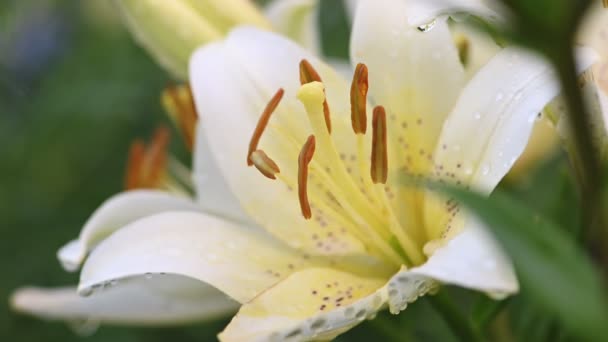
162;84;198;151
371;106;388;184
299;59;331;133
298;135;316;219
145;126;171;186
350;63;368;134
125;140;145;190
250;150;280;180
248;88;284;166
124;126;171;190
603;0;607;8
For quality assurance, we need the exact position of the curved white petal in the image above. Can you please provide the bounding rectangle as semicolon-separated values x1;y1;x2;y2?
219;267;387;341
265;0;321;55
403;0;506;27
11;275;238;326
424;48;595;240
78;211;312;304
57;190;201;272
190;28;375;258
433;47;597;194
410;218;517;297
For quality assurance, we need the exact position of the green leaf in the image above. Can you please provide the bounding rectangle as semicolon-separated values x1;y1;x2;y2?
440;186;608;341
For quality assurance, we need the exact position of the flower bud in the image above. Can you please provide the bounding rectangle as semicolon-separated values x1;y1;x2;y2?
115;0;271;79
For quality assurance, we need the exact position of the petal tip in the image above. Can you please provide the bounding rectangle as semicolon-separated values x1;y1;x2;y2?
57;240;85;272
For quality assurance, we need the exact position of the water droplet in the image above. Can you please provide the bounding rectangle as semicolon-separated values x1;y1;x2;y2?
144;273;153;280
481;164;491;175
495;92;504;102
417;19;437;32
473;112;482;120
109;279;118;287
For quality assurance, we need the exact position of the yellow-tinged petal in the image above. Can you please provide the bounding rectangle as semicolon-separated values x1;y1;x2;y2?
77;211;313;303
57;190;201;272
115;0;270;79
219;267;387;341
11;276;238;327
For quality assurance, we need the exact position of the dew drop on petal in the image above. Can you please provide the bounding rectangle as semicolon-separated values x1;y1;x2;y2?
417;19;437;32
481;164;491;176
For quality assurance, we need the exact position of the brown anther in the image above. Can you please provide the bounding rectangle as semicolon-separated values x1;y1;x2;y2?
124;126;171;190
371;106;388;184
454;34;470;67
248;88;284;166
298;135;316;219
299;59;332;134
603;0;607;8
350;63;369;134
250;150;280;180
162;84;198;151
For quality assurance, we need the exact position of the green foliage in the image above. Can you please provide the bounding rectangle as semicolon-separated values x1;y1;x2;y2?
442;183;608;341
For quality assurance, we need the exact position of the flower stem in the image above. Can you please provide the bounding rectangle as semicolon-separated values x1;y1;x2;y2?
428;291;483;342
547;46;608;272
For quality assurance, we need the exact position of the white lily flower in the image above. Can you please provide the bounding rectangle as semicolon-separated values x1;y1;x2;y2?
116;0;322;79
11;0;596;340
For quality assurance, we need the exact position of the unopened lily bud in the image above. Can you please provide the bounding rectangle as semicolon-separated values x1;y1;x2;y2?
115;0;271;79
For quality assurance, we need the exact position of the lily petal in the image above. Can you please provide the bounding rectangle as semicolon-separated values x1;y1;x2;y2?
11;275;238;326
219;267;387;341
433;47;596;194
424;48;595;240
57;190;200;272
403;0;506;27
411;218;516;296
190;28;375;258
77;211;312;304
265;0;321;55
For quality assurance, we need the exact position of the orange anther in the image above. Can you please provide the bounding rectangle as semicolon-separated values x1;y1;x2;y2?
371;106;388;184
298;135;316;219
124;126;171;190
350;63;369;134
250;150;280;180
300;59;332;133
248;88;284;166
162;84;198;151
